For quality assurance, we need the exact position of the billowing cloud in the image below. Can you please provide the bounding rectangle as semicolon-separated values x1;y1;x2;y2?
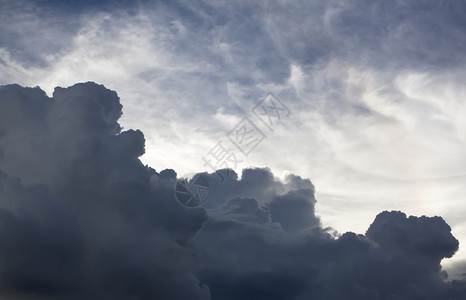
0;83;210;299
0;82;465;299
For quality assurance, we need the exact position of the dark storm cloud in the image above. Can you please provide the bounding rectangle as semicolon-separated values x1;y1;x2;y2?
194;207;466;299
0;82;465;299
0;83;209;299
193;174;464;299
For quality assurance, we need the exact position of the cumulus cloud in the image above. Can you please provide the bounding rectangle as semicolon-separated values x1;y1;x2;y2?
0;82;465;299
0;83;209;299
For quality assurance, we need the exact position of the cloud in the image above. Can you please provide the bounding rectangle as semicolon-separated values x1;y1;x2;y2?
0;83;210;299
0;82;465;299
193;167;464;299
1;0;465;297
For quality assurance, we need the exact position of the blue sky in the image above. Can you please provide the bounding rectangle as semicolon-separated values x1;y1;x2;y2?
1;0;465;278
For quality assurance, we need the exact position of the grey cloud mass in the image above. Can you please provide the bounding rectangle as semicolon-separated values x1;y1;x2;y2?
1;0;465;299
0;83;209;299
0;82;465;299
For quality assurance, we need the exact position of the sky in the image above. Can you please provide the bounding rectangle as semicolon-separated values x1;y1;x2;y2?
0;0;465;299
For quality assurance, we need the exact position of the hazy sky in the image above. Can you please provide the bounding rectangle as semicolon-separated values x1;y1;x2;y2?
0;0;465;298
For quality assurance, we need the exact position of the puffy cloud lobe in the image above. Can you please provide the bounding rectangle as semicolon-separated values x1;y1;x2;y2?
0;82;465;299
366;211;459;260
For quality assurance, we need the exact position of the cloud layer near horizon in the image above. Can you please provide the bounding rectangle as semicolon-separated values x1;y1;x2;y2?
0;82;465;299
